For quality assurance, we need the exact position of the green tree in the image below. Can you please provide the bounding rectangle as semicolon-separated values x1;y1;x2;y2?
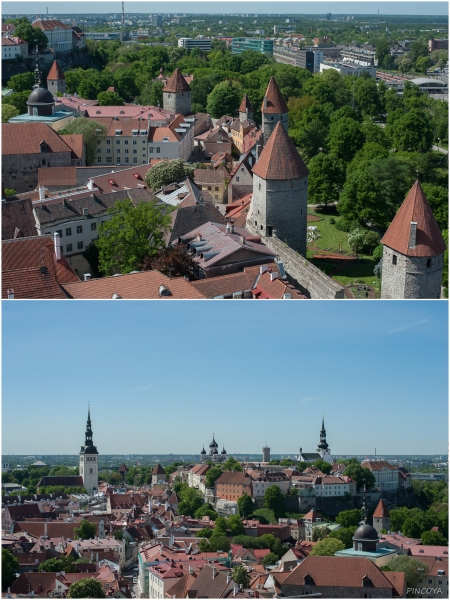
396;57;412;74
213;516;228;537
196;528;213;538
375;37;390;65
328;526;357;549
416;56;432;74
262;552;279;566
144;159;194;191
38;557;75;573
264;484;286;519
108;472;122;485
313;460;333;475
389;109;434;153
206;80;244;118
307;153;345;206
7;72;35;93
113;529;124;541
205;466;224;489
2;91;29;115
293;118;329;161
67;578;106;598
208;536;231;552
348;229;367;255
338;169;390;228
354;77;382;117
231;565;250;588
194;504;218;520
312;526;331;542
309;537;345;556
73;520;96;540
421;530;448;545
421;183;448;232
364;230;381;255
2;549;19;591
96;199;172;276
60;118;106;166
14;22;48;51
237;493;254;519
97;91;125;106
335;509;363;528
253;508;277;525
1;104;19;123
409;39;429;64
328;117;365;162
385;556;429;589
227;514;245;536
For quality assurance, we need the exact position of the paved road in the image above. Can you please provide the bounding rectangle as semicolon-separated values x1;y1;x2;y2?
432;145;448;155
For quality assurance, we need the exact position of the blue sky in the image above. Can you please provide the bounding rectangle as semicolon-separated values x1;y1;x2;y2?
2;1;448;16
2;301;448;457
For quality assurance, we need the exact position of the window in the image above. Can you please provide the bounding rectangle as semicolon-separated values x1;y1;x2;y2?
142;139;146;143
66;244;72;252
267;226;273;237
107;149;111;154
77;226;83;234
116;139;120;144
215;187;219;191
78;241;84;250
106;140;111;145
236;176;239;182
57;230;63;238
392;254;397;265
125;149;129;154
208;186;211;190
156;147;161;153
66;228;72;236
91;223;97;231
106;157;112;163
116;149;120;154
241;167;244;172
124;140;128;145
133;149;137;154
133;158;138;163
133;140;137;145
259;183;261;190
125;157;129;163
97;156;102;163
149;147;154;153
427;258;431;267
97;148;101;153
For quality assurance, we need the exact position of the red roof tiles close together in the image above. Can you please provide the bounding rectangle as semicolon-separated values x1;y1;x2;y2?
163;69;192;93
262;76;289;114
47;60;65;81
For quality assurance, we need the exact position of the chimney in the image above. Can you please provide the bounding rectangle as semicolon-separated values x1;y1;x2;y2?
260;265;268;275
227;574;232;583
7;289;14;299
87;177;94;190
38;185;46;201
226;223;231;233
54;232;61;260
165;501;169;511
212;566;217;578
408;221;417;249
230;223;234;234
270;272;278;282
84;273;92;281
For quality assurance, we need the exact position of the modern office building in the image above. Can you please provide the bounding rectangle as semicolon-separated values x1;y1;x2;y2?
232;37;273;56
178;37;211;51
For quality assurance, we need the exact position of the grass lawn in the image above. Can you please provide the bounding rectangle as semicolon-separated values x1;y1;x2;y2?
307;207;381;297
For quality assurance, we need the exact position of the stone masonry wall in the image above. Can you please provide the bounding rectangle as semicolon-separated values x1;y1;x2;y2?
163;91;191;116
262;111;288;138
381;245;443;299
250;174;308;255
262;237;345;299
2;151;72;193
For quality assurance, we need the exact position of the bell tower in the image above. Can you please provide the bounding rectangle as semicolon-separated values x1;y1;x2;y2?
79;405;99;494
317;417;332;464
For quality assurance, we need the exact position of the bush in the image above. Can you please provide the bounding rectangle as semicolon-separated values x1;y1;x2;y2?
329;217;336;224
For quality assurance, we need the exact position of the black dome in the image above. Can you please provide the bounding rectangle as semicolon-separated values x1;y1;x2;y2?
28;87;54;104
353;524;379;541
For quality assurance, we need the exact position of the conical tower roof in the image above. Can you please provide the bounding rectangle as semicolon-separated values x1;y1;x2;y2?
163;68;191;93
381;180;446;257
47;60;65;81
239;94;253;113
373;499;390;519
252;121;309;180
261;76;289;114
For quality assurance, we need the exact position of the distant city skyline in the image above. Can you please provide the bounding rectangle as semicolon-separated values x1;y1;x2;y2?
2;1;448;16
2;301;447;456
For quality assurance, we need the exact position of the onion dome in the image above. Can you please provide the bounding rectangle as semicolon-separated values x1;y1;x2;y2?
221;446;227;455
28;87;54;104
201;446;206;455
353;523;379;541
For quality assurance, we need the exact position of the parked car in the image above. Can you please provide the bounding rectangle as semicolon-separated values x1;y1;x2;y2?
133;577;138;584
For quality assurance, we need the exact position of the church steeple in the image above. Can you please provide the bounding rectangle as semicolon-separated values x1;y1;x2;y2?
85;405;93;447
317;417;329;450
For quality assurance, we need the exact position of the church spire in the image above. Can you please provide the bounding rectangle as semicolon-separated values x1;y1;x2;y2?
317;416;329;450
85;405;93;447
33;48;41;88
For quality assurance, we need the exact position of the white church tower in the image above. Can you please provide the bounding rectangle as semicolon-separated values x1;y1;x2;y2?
79;406;99;494
317;417;332;464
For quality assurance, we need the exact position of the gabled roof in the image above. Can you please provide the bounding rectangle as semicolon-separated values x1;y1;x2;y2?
163;68;191;93
373;499;390;519
252;122;309;181
262;76;289;114
167;202;227;245
381;180;446;257
32;19;71;30
2;198;37;240
239;94;254;113
152;464;166;475
47;60;65;80
2;123;73;156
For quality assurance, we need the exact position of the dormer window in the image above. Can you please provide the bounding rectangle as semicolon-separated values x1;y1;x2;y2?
39;142;49;153
362;576;373;588
304;575;314;586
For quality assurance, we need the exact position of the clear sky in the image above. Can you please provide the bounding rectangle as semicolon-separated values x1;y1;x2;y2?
2;301;448;457
2;1;448;16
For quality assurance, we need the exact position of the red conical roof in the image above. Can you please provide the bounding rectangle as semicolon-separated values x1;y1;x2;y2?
239;94;253;113
261;76;289;114
252;122;309;180
381;180;446;257
163;68;191;93
152;463;166;475
373;499;390;519
47;60;65;80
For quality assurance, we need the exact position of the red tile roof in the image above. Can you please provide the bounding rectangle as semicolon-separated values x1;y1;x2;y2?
381;180;446;257
62;270;205;299
2;236;79;299
2;123;73;156
47;60;65;80
239;94;254;113
32;19;71;30
373;499;390;519
38;166;77;187
60;134;84;161
262;77;289;114
252;122;309;181
152;464;166;475
163;69;191;93
361;460;397;471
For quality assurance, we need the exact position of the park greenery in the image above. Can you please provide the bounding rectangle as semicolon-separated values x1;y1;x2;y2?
67;578;107;598
1;464;82;495
2;549;19;591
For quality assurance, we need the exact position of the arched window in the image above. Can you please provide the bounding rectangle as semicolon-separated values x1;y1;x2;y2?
42;159;46;165
392;255;397;265
33;107;38;116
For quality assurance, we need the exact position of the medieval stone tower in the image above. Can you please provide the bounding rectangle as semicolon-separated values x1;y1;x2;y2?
372;499;391;534
162;68;191;115
46;60;66;95
249;121;309;255
261;76;289;138
79;407;99;494
381;180;446;299
239;94;254;122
